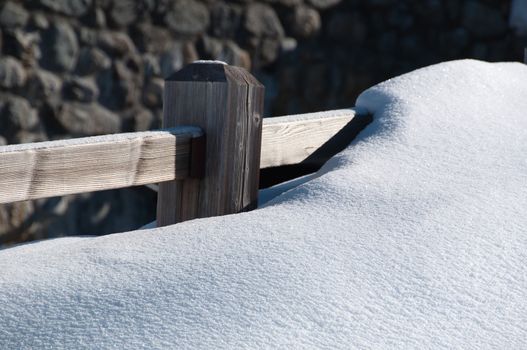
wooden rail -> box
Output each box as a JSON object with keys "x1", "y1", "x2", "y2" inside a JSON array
[
  {"x1": 157, "y1": 62, "x2": 265, "y2": 226},
  {"x1": 0, "y1": 127, "x2": 203, "y2": 204},
  {"x1": 260, "y1": 109, "x2": 358, "y2": 168},
  {"x1": 0, "y1": 109, "x2": 361, "y2": 204},
  {"x1": 0, "y1": 62, "x2": 369, "y2": 227}
]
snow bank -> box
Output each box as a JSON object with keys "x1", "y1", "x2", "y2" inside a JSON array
[{"x1": 2, "y1": 60, "x2": 527, "y2": 349}]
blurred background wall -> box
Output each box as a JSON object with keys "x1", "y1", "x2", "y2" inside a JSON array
[{"x1": 1, "y1": 0, "x2": 526, "y2": 243}]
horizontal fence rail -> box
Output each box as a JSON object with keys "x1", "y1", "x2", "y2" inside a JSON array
[
  {"x1": 0, "y1": 127, "x2": 203, "y2": 204},
  {"x1": 260, "y1": 109, "x2": 358, "y2": 168},
  {"x1": 0, "y1": 109, "x2": 361, "y2": 204}
]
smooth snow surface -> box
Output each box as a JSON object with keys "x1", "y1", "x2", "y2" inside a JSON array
[{"x1": 2, "y1": 60, "x2": 527, "y2": 349}]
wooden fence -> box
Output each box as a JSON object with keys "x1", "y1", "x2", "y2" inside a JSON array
[{"x1": 0, "y1": 62, "x2": 370, "y2": 228}]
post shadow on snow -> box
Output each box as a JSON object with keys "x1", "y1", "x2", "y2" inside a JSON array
[{"x1": 259, "y1": 113, "x2": 373, "y2": 189}]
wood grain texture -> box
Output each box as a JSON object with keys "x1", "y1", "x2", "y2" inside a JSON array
[
  {"x1": 0, "y1": 128, "x2": 202, "y2": 204},
  {"x1": 157, "y1": 62, "x2": 264, "y2": 226},
  {"x1": 260, "y1": 109, "x2": 358, "y2": 168}
]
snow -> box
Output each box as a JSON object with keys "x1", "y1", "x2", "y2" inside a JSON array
[
  {"x1": 1, "y1": 60, "x2": 527, "y2": 349},
  {"x1": 263, "y1": 108, "x2": 357, "y2": 124},
  {"x1": 509, "y1": 0, "x2": 527, "y2": 34},
  {"x1": 258, "y1": 173, "x2": 317, "y2": 207}
]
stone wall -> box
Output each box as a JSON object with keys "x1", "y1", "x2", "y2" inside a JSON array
[{"x1": 0, "y1": 0, "x2": 525, "y2": 243}]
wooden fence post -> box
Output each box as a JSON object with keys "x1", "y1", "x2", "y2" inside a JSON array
[{"x1": 157, "y1": 61, "x2": 265, "y2": 226}]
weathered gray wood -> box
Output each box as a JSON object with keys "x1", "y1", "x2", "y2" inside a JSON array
[
  {"x1": 146, "y1": 109, "x2": 369, "y2": 191},
  {"x1": 260, "y1": 109, "x2": 358, "y2": 168},
  {"x1": 0, "y1": 103, "x2": 359, "y2": 207},
  {"x1": 157, "y1": 62, "x2": 264, "y2": 226},
  {"x1": 0, "y1": 127, "x2": 202, "y2": 204}
]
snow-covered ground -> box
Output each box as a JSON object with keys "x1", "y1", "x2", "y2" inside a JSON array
[{"x1": 1, "y1": 60, "x2": 527, "y2": 349}]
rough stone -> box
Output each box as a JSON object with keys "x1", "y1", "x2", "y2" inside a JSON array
[
  {"x1": 32, "y1": 196, "x2": 77, "y2": 240},
  {"x1": 244, "y1": 3, "x2": 284, "y2": 66},
  {"x1": 210, "y1": 2, "x2": 243, "y2": 39},
  {"x1": 12, "y1": 130, "x2": 47, "y2": 144},
  {"x1": 288, "y1": 5, "x2": 321, "y2": 38},
  {"x1": 0, "y1": 201, "x2": 36, "y2": 244},
  {"x1": 183, "y1": 41, "x2": 199, "y2": 64},
  {"x1": 364, "y1": 0, "x2": 395, "y2": 6},
  {"x1": 260, "y1": 38, "x2": 282, "y2": 66},
  {"x1": 0, "y1": 56, "x2": 27, "y2": 89},
  {"x1": 471, "y1": 43, "x2": 488, "y2": 60},
  {"x1": 55, "y1": 102, "x2": 121, "y2": 136},
  {"x1": 159, "y1": 43, "x2": 184, "y2": 78},
  {"x1": 97, "y1": 31, "x2": 136, "y2": 57},
  {"x1": 130, "y1": 23, "x2": 172, "y2": 54},
  {"x1": 439, "y1": 28, "x2": 470, "y2": 57},
  {"x1": 0, "y1": 1, "x2": 29, "y2": 29},
  {"x1": 377, "y1": 31, "x2": 398, "y2": 53},
  {"x1": 445, "y1": 0, "x2": 461, "y2": 21},
  {"x1": 400, "y1": 35, "x2": 421, "y2": 58},
  {"x1": 164, "y1": 0, "x2": 210, "y2": 36},
  {"x1": 39, "y1": 21, "x2": 79, "y2": 72},
  {"x1": 30, "y1": 12, "x2": 49, "y2": 30},
  {"x1": 245, "y1": 3, "x2": 284, "y2": 38},
  {"x1": 142, "y1": 53, "x2": 161, "y2": 79},
  {"x1": 75, "y1": 47, "x2": 112, "y2": 76},
  {"x1": 388, "y1": 5, "x2": 414, "y2": 31},
  {"x1": 96, "y1": 61, "x2": 138, "y2": 110},
  {"x1": 138, "y1": 0, "x2": 156, "y2": 14},
  {"x1": 35, "y1": 0, "x2": 93, "y2": 17},
  {"x1": 123, "y1": 52, "x2": 142, "y2": 74},
  {"x1": 151, "y1": 109, "x2": 162, "y2": 129},
  {"x1": 509, "y1": 0, "x2": 527, "y2": 35},
  {"x1": 95, "y1": 8, "x2": 106, "y2": 28},
  {"x1": 81, "y1": 7, "x2": 106, "y2": 28},
  {"x1": 4, "y1": 30, "x2": 41, "y2": 66},
  {"x1": 463, "y1": 1, "x2": 508, "y2": 38},
  {"x1": 486, "y1": 38, "x2": 511, "y2": 62},
  {"x1": 134, "y1": 108, "x2": 154, "y2": 131},
  {"x1": 142, "y1": 78, "x2": 163, "y2": 108},
  {"x1": 217, "y1": 41, "x2": 251, "y2": 70},
  {"x1": 327, "y1": 12, "x2": 367, "y2": 45},
  {"x1": 108, "y1": 0, "x2": 137, "y2": 28},
  {"x1": 302, "y1": 63, "x2": 328, "y2": 109},
  {"x1": 73, "y1": 187, "x2": 156, "y2": 236},
  {"x1": 0, "y1": 94, "x2": 39, "y2": 132},
  {"x1": 306, "y1": 0, "x2": 341, "y2": 10},
  {"x1": 63, "y1": 76, "x2": 99, "y2": 102},
  {"x1": 24, "y1": 69, "x2": 62, "y2": 105},
  {"x1": 274, "y1": 0, "x2": 303, "y2": 6},
  {"x1": 77, "y1": 26, "x2": 98, "y2": 46},
  {"x1": 413, "y1": 0, "x2": 443, "y2": 26},
  {"x1": 196, "y1": 35, "x2": 224, "y2": 59},
  {"x1": 280, "y1": 37, "x2": 297, "y2": 52}
]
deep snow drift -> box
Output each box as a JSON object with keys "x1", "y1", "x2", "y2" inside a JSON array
[{"x1": 1, "y1": 60, "x2": 527, "y2": 349}]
